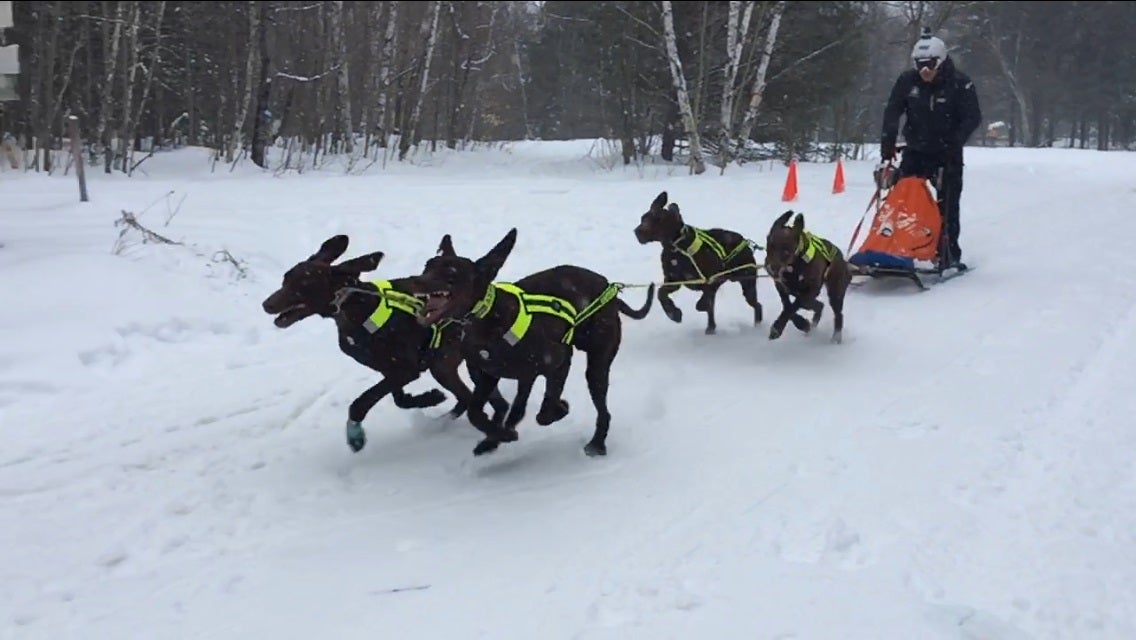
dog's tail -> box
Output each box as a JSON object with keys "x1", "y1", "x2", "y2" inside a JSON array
[{"x1": 617, "y1": 283, "x2": 655, "y2": 320}]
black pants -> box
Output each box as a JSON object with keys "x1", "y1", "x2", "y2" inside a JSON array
[{"x1": 897, "y1": 149, "x2": 963, "y2": 265}]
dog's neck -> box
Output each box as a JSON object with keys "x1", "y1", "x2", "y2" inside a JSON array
[
  {"x1": 462, "y1": 283, "x2": 521, "y2": 342},
  {"x1": 331, "y1": 278, "x2": 418, "y2": 328},
  {"x1": 794, "y1": 230, "x2": 834, "y2": 264},
  {"x1": 669, "y1": 224, "x2": 701, "y2": 253}
]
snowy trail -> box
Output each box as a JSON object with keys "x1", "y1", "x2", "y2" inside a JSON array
[{"x1": 3, "y1": 143, "x2": 1136, "y2": 640}]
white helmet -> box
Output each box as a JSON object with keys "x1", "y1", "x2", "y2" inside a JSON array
[{"x1": 911, "y1": 28, "x2": 948, "y2": 66}]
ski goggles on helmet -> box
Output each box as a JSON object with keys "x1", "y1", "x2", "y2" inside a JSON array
[{"x1": 914, "y1": 57, "x2": 941, "y2": 71}]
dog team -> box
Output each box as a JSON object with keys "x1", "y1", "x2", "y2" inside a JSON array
[{"x1": 261, "y1": 190, "x2": 852, "y2": 459}]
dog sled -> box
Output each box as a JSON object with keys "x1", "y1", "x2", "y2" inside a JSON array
[{"x1": 845, "y1": 148, "x2": 969, "y2": 290}]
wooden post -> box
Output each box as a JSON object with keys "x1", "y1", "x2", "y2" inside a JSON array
[{"x1": 68, "y1": 115, "x2": 89, "y2": 202}]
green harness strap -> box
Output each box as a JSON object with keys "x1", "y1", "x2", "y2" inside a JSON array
[
  {"x1": 796, "y1": 231, "x2": 838, "y2": 264},
  {"x1": 363, "y1": 280, "x2": 424, "y2": 332},
  {"x1": 673, "y1": 225, "x2": 756, "y2": 282},
  {"x1": 363, "y1": 280, "x2": 452, "y2": 349},
  {"x1": 469, "y1": 282, "x2": 622, "y2": 346}
]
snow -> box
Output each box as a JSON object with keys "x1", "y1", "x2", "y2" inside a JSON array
[{"x1": 2, "y1": 141, "x2": 1135, "y2": 640}]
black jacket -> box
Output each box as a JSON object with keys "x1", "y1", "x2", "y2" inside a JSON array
[{"x1": 881, "y1": 57, "x2": 982, "y2": 163}]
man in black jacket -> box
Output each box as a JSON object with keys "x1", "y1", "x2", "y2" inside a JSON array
[{"x1": 881, "y1": 29, "x2": 982, "y2": 271}]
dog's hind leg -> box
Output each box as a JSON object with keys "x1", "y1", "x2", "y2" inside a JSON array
[
  {"x1": 582, "y1": 347, "x2": 618, "y2": 457},
  {"x1": 826, "y1": 268, "x2": 851, "y2": 344},
  {"x1": 739, "y1": 276, "x2": 763, "y2": 325}
]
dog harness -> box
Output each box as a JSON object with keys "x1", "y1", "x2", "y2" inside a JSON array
[
  {"x1": 468, "y1": 282, "x2": 621, "y2": 346},
  {"x1": 362, "y1": 280, "x2": 451, "y2": 349},
  {"x1": 671, "y1": 225, "x2": 758, "y2": 283},
  {"x1": 796, "y1": 231, "x2": 839, "y2": 264}
]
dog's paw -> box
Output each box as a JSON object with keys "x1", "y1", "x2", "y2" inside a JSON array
[
  {"x1": 790, "y1": 314, "x2": 811, "y2": 333},
  {"x1": 584, "y1": 440, "x2": 607, "y2": 457},
  {"x1": 345, "y1": 420, "x2": 367, "y2": 453},
  {"x1": 420, "y1": 389, "x2": 447, "y2": 408},
  {"x1": 663, "y1": 306, "x2": 683, "y2": 323},
  {"x1": 536, "y1": 399, "x2": 570, "y2": 426},
  {"x1": 754, "y1": 304, "x2": 764, "y2": 325},
  {"x1": 704, "y1": 325, "x2": 717, "y2": 335},
  {"x1": 768, "y1": 325, "x2": 784, "y2": 341},
  {"x1": 473, "y1": 438, "x2": 500, "y2": 456},
  {"x1": 831, "y1": 330, "x2": 843, "y2": 345}
]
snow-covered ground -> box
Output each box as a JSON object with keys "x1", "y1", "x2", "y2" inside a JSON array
[{"x1": 2, "y1": 140, "x2": 1135, "y2": 640}]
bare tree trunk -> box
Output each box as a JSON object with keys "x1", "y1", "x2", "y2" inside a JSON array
[
  {"x1": 718, "y1": 0, "x2": 754, "y2": 170},
  {"x1": 117, "y1": 0, "x2": 142, "y2": 172},
  {"x1": 251, "y1": 2, "x2": 275, "y2": 168},
  {"x1": 512, "y1": 38, "x2": 532, "y2": 140},
  {"x1": 98, "y1": 0, "x2": 125, "y2": 173},
  {"x1": 661, "y1": 0, "x2": 705, "y2": 175},
  {"x1": 329, "y1": 0, "x2": 353, "y2": 154},
  {"x1": 126, "y1": 1, "x2": 166, "y2": 174},
  {"x1": 399, "y1": 0, "x2": 441, "y2": 161},
  {"x1": 229, "y1": 1, "x2": 260, "y2": 162},
  {"x1": 734, "y1": 0, "x2": 785, "y2": 160},
  {"x1": 375, "y1": 0, "x2": 399, "y2": 152}
]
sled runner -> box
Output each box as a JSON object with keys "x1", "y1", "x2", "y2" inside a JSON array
[{"x1": 845, "y1": 148, "x2": 969, "y2": 290}]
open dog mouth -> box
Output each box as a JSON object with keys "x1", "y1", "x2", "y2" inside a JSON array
[
  {"x1": 412, "y1": 290, "x2": 455, "y2": 326},
  {"x1": 273, "y1": 303, "x2": 312, "y2": 328}
]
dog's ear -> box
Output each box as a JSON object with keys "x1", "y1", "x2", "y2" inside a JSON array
[
  {"x1": 666, "y1": 203, "x2": 681, "y2": 216},
  {"x1": 437, "y1": 234, "x2": 456, "y2": 257},
  {"x1": 651, "y1": 191, "x2": 668, "y2": 210},
  {"x1": 475, "y1": 228, "x2": 517, "y2": 280},
  {"x1": 311, "y1": 235, "x2": 350, "y2": 264},
  {"x1": 792, "y1": 212, "x2": 805, "y2": 233},
  {"x1": 335, "y1": 251, "x2": 384, "y2": 275},
  {"x1": 772, "y1": 210, "x2": 794, "y2": 229}
]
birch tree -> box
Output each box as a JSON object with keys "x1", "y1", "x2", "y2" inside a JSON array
[
  {"x1": 96, "y1": 0, "x2": 125, "y2": 173},
  {"x1": 718, "y1": 0, "x2": 755, "y2": 170},
  {"x1": 660, "y1": 0, "x2": 705, "y2": 175},
  {"x1": 399, "y1": 0, "x2": 441, "y2": 161},
  {"x1": 374, "y1": 0, "x2": 399, "y2": 152},
  {"x1": 125, "y1": 1, "x2": 167, "y2": 174},
  {"x1": 734, "y1": 0, "x2": 785, "y2": 160},
  {"x1": 328, "y1": 0, "x2": 353, "y2": 154},
  {"x1": 227, "y1": 1, "x2": 259, "y2": 162}
]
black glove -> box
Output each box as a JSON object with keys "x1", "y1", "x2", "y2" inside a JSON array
[{"x1": 880, "y1": 143, "x2": 895, "y2": 162}]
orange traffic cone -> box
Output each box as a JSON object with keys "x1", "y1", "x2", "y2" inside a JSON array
[
  {"x1": 781, "y1": 158, "x2": 798, "y2": 202},
  {"x1": 832, "y1": 157, "x2": 846, "y2": 194}
]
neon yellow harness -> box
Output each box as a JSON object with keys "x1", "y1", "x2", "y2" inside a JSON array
[
  {"x1": 672, "y1": 226, "x2": 757, "y2": 283},
  {"x1": 796, "y1": 231, "x2": 838, "y2": 264},
  {"x1": 362, "y1": 280, "x2": 451, "y2": 348},
  {"x1": 468, "y1": 282, "x2": 621, "y2": 346}
]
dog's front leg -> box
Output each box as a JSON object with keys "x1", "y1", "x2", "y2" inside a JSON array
[
  {"x1": 504, "y1": 374, "x2": 537, "y2": 431},
  {"x1": 695, "y1": 283, "x2": 721, "y2": 335},
  {"x1": 468, "y1": 362, "x2": 511, "y2": 424},
  {"x1": 657, "y1": 283, "x2": 683, "y2": 324},
  {"x1": 536, "y1": 351, "x2": 573, "y2": 426},
  {"x1": 466, "y1": 373, "x2": 519, "y2": 456},
  {"x1": 769, "y1": 282, "x2": 805, "y2": 341},
  {"x1": 793, "y1": 280, "x2": 826, "y2": 335},
  {"x1": 427, "y1": 351, "x2": 504, "y2": 423},
  {"x1": 345, "y1": 373, "x2": 418, "y2": 453}
]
